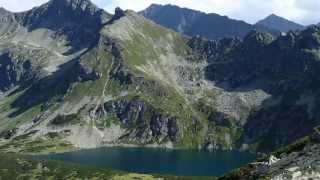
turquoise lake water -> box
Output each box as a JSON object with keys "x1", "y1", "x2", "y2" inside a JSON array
[{"x1": 32, "y1": 147, "x2": 257, "y2": 176}]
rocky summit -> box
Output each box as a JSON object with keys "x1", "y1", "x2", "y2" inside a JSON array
[
  {"x1": 0, "y1": 0, "x2": 319, "y2": 179},
  {"x1": 256, "y1": 14, "x2": 304, "y2": 33}
]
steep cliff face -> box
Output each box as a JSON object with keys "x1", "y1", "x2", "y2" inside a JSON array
[
  {"x1": 92, "y1": 96, "x2": 179, "y2": 144},
  {"x1": 0, "y1": 52, "x2": 38, "y2": 92}
]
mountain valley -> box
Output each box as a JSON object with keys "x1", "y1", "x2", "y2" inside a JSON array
[{"x1": 0, "y1": 0, "x2": 319, "y2": 179}]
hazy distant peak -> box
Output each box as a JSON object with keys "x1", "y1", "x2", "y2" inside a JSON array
[
  {"x1": 256, "y1": 14, "x2": 304, "y2": 32},
  {"x1": 0, "y1": 7, "x2": 12, "y2": 15},
  {"x1": 140, "y1": 4, "x2": 279, "y2": 39}
]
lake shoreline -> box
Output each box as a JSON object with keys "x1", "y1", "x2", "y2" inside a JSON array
[{"x1": 30, "y1": 146, "x2": 258, "y2": 177}]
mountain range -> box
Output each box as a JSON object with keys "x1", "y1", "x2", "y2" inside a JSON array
[
  {"x1": 140, "y1": 4, "x2": 283, "y2": 39},
  {"x1": 0, "y1": 0, "x2": 319, "y2": 179},
  {"x1": 140, "y1": 4, "x2": 306, "y2": 40}
]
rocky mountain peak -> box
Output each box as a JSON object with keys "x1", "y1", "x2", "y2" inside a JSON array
[
  {"x1": 0, "y1": 7, "x2": 15, "y2": 23},
  {"x1": 0, "y1": 7, "x2": 13, "y2": 17},
  {"x1": 0, "y1": 7, "x2": 9, "y2": 13},
  {"x1": 15, "y1": 0, "x2": 111, "y2": 30},
  {"x1": 114, "y1": 7, "x2": 125, "y2": 19},
  {"x1": 46, "y1": 0, "x2": 98, "y2": 13},
  {"x1": 143, "y1": 3, "x2": 162, "y2": 11},
  {"x1": 140, "y1": 4, "x2": 168, "y2": 18},
  {"x1": 256, "y1": 13, "x2": 304, "y2": 33},
  {"x1": 107, "y1": 7, "x2": 127, "y2": 24},
  {"x1": 149, "y1": 3, "x2": 162, "y2": 8},
  {"x1": 10, "y1": 0, "x2": 111, "y2": 53},
  {"x1": 268, "y1": 13, "x2": 279, "y2": 18}
]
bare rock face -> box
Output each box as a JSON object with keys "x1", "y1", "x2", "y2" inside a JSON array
[
  {"x1": 102, "y1": 36, "x2": 134, "y2": 85},
  {"x1": 203, "y1": 27, "x2": 320, "y2": 92},
  {"x1": 191, "y1": 27, "x2": 320, "y2": 151},
  {"x1": 109, "y1": 7, "x2": 126, "y2": 23},
  {"x1": 0, "y1": 53, "x2": 36, "y2": 92},
  {"x1": 9, "y1": 59, "x2": 100, "y2": 117},
  {"x1": 14, "y1": 0, "x2": 111, "y2": 52},
  {"x1": 0, "y1": 129, "x2": 17, "y2": 139},
  {"x1": 0, "y1": 7, "x2": 14, "y2": 23},
  {"x1": 93, "y1": 97, "x2": 179, "y2": 143}
]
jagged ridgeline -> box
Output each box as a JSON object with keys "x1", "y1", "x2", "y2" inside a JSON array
[{"x1": 0, "y1": 0, "x2": 319, "y2": 154}]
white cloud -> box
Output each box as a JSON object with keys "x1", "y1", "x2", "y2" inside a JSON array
[{"x1": 0, "y1": 0, "x2": 319, "y2": 25}]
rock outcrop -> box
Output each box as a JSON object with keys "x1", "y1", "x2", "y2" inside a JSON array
[
  {"x1": 195, "y1": 26, "x2": 320, "y2": 151},
  {"x1": 15, "y1": 0, "x2": 110, "y2": 51},
  {"x1": 93, "y1": 97, "x2": 179, "y2": 143},
  {"x1": 219, "y1": 128, "x2": 320, "y2": 179}
]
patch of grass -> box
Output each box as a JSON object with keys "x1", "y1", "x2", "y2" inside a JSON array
[
  {"x1": 4, "y1": 103, "x2": 43, "y2": 132},
  {"x1": 0, "y1": 153, "x2": 122, "y2": 179},
  {"x1": 315, "y1": 126, "x2": 320, "y2": 135},
  {"x1": 0, "y1": 133, "x2": 74, "y2": 154},
  {"x1": 50, "y1": 114, "x2": 80, "y2": 126},
  {"x1": 0, "y1": 91, "x2": 23, "y2": 114},
  {"x1": 121, "y1": 33, "x2": 159, "y2": 66},
  {"x1": 45, "y1": 132, "x2": 61, "y2": 139},
  {"x1": 119, "y1": 19, "x2": 193, "y2": 67},
  {"x1": 218, "y1": 164, "x2": 264, "y2": 180},
  {"x1": 64, "y1": 48, "x2": 114, "y2": 102},
  {"x1": 12, "y1": 130, "x2": 38, "y2": 141},
  {"x1": 105, "y1": 115, "x2": 121, "y2": 128}
]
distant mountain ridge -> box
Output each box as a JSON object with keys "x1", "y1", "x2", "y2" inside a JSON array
[
  {"x1": 256, "y1": 14, "x2": 304, "y2": 32},
  {"x1": 140, "y1": 4, "x2": 279, "y2": 40}
]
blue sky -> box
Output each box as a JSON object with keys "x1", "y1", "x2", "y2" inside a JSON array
[{"x1": 0, "y1": 0, "x2": 319, "y2": 25}]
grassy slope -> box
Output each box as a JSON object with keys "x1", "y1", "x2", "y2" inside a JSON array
[
  {"x1": 99, "y1": 11, "x2": 210, "y2": 148},
  {"x1": 0, "y1": 10, "x2": 233, "y2": 153}
]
